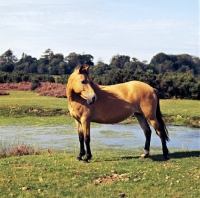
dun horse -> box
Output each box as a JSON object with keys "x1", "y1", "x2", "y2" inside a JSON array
[{"x1": 66, "y1": 65, "x2": 169, "y2": 162}]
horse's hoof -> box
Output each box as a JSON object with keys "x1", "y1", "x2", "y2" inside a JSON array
[
  {"x1": 76, "y1": 156, "x2": 82, "y2": 161},
  {"x1": 163, "y1": 156, "x2": 170, "y2": 161},
  {"x1": 83, "y1": 158, "x2": 89, "y2": 163},
  {"x1": 140, "y1": 153, "x2": 149, "y2": 159}
]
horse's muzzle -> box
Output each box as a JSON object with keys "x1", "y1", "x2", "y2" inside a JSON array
[{"x1": 87, "y1": 96, "x2": 97, "y2": 105}]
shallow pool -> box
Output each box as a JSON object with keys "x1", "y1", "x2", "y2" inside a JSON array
[{"x1": 0, "y1": 124, "x2": 199, "y2": 151}]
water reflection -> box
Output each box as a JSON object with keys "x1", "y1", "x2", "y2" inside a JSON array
[{"x1": 0, "y1": 124, "x2": 199, "y2": 150}]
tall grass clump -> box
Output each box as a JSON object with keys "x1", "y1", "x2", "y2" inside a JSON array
[{"x1": 0, "y1": 143, "x2": 40, "y2": 158}]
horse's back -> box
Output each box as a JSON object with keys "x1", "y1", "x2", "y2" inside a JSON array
[
  {"x1": 99, "y1": 81, "x2": 156, "y2": 102},
  {"x1": 91, "y1": 81, "x2": 158, "y2": 123}
]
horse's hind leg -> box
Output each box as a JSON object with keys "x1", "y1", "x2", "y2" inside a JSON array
[
  {"x1": 134, "y1": 113, "x2": 152, "y2": 158},
  {"x1": 149, "y1": 119, "x2": 169, "y2": 160},
  {"x1": 75, "y1": 120, "x2": 86, "y2": 161}
]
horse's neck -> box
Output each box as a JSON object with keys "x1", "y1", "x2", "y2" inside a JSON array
[
  {"x1": 93, "y1": 83, "x2": 111, "y2": 95},
  {"x1": 68, "y1": 90, "x2": 77, "y2": 103},
  {"x1": 93, "y1": 83, "x2": 103, "y2": 91},
  {"x1": 66, "y1": 84, "x2": 77, "y2": 106}
]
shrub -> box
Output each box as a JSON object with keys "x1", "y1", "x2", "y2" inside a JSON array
[
  {"x1": 30, "y1": 80, "x2": 41, "y2": 91},
  {"x1": 0, "y1": 90, "x2": 9, "y2": 95}
]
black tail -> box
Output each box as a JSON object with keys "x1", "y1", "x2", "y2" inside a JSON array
[{"x1": 154, "y1": 89, "x2": 170, "y2": 142}]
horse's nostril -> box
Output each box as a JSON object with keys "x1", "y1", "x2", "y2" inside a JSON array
[{"x1": 92, "y1": 96, "x2": 96, "y2": 103}]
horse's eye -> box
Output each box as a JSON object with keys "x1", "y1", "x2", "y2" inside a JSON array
[{"x1": 81, "y1": 80, "x2": 86, "y2": 84}]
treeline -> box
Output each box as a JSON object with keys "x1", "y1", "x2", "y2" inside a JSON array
[
  {"x1": 0, "y1": 49, "x2": 93, "y2": 75},
  {"x1": 0, "y1": 49, "x2": 200, "y2": 99}
]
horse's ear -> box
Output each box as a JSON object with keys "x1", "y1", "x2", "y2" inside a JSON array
[
  {"x1": 84, "y1": 64, "x2": 90, "y2": 72},
  {"x1": 78, "y1": 65, "x2": 83, "y2": 74},
  {"x1": 79, "y1": 64, "x2": 90, "y2": 74}
]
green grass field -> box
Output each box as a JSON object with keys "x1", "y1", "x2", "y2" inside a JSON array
[
  {"x1": 0, "y1": 150, "x2": 199, "y2": 198},
  {"x1": 160, "y1": 99, "x2": 200, "y2": 127},
  {"x1": 0, "y1": 91, "x2": 73, "y2": 126},
  {"x1": 0, "y1": 91, "x2": 68, "y2": 110},
  {"x1": 0, "y1": 91, "x2": 199, "y2": 197},
  {"x1": 161, "y1": 99, "x2": 200, "y2": 117}
]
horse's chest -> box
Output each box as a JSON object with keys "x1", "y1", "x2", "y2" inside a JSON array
[
  {"x1": 69, "y1": 102, "x2": 89, "y2": 121},
  {"x1": 69, "y1": 106, "x2": 80, "y2": 120}
]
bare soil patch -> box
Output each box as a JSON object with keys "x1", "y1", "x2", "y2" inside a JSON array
[{"x1": 93, "y1": 172, "x2": 130, "y2": 185}]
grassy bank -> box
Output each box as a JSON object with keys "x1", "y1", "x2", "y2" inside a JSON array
[
  {"x1": 0, "y1": 91, "x2": 72, "y2": 126},
  {"x1": 0, "y1": 91, "x2": 199, "y2": 127},
  {"x1": 160, "y1": 99, "x2": 200, "y2": 127},
  {"x1": 0, "y1": 149, "x2": 199, "y2": 198}
]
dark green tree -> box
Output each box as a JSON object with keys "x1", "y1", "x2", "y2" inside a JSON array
[
  {"x1": 15, "y1": 54, "x2": 38, "y2": 73},
  {"x1": 37, "y1": 49, "x2": 54, "y2": 74},
  {"x1": 150, "y1": 53, "x2": 171, "y2": 66},
  {"x1": 65, "y1": 52, "x2": 94, "y2": 73},
  {"x1": 90, "y1": 60, "x2": 110, "y2": 76},
  {"x1": 48, "y1": 53, "x2": 64, "y2": 75},
  {"x1": 41, "y1": 48, "x2": 54, "y2": 60},
  {"x1": 110, "y1": 54, "x2": 130, "y2": 68},
  {"x1": 0, "y1": 49, "x2": 18, "y2": 72}
]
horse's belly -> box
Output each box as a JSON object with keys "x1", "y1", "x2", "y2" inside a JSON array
[{"x1": 91, "y1": 108, "x2": 133, "y2": 124}]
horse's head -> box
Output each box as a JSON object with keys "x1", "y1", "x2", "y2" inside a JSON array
[{"x1": 67, "y1": 65, "x2": 97, "y2": 105}]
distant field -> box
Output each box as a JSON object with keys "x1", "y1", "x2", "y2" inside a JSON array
[
  {"x1": 160, "y1": 99, "x2": 200, "y2": 117},
  {"x1": 0, "y1": 91, "x2": 71, "y2": 126},
  {"x1": 160, "y1": 99, "x2": 200, "y2": 127},
  {"x1": 0, "y1": 91, "x2": 199, "y2": 127},
  {"x1": 0, "y1": 91, "x2": 68, "y2": 110}
]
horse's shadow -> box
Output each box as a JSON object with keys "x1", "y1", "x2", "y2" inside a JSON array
[
  {"x1": 121, "y1": 150, "x2": 200, "y2": 162},
  {"x1": 92, "y1": 151, "x2": 199, "y2": 163}
]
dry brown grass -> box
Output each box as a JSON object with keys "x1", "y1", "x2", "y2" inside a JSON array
[
  {"x1": 34, "y1": 82, "x2": 66, "y2": 98},
  {"x1": 0, "y1": 82, "x2": 66, "y2": 98},
  {"x1": 0, "y1": 143, "x2": 55, "y2": 158},
  {"x1": 0, "y1": 143, "x2": 40, "y2": 158}
]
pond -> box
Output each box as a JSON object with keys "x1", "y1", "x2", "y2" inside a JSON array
[{"x1": 0, "y1": 124, "x2": 199, "y2": 151}]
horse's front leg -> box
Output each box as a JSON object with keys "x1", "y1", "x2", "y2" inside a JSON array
[
  {"x1": 82, "y1": 120, "x2": 92, "y2": 163},
  {"x1": 75, "y1": 120, "x2": 86, "y2": 161}
]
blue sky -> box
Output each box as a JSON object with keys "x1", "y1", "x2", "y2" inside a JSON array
[{"x1": 0, "y1": 0, "x2": 199, "y2": 64}]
